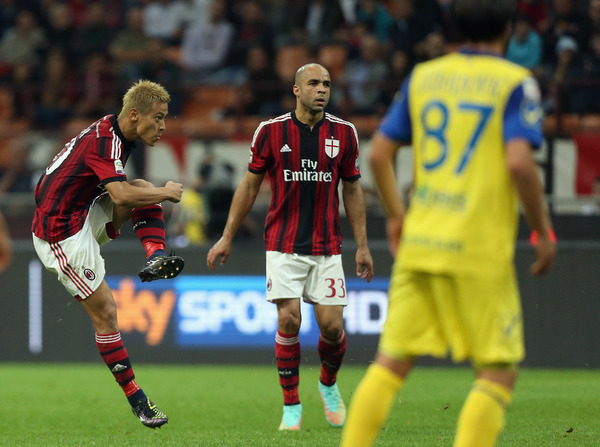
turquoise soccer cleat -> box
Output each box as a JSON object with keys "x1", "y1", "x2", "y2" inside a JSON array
[
  {"x1": 278, "y1": 403, "x2": 302, "y2": 431},
  {"x1": 318, "y1": 381, "x2": 346, "y2": 427}
]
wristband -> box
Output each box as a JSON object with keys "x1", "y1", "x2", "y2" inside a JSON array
[{"x1": 529, "y1": 228, "x2": 557, "y2": 245}]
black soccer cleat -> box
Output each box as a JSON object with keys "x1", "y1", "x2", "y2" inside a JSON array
[
  {"x1": 138, "y1": 253, "x2": 184, "y2": 282},
  {"x1": 131, "y1": 397, "x2": 169, "y2": 429}
]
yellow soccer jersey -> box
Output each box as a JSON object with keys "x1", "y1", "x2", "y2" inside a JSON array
[{"x1": 378, "y1": 49, "x2": 543, "y2": 277}]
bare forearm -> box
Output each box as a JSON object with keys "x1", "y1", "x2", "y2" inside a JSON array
[
  {"x1": 369, "y1": 132, "x2": 406, "y2": 219},
  {"x1": 112, "y1": 185, "x2": 172, "y2": 208},
  {"x1": 512, "y1": 167, "x2": 551, "y2": 235},
  {"x1": 221, "y1": 177, "x2": 260, "y2": 241},
  {"x1": 343, "y1": 183, "x2": 369, "y2": 248},
  {"x1": 507, "y1": 140, "x2": 552, "y2": 235}
]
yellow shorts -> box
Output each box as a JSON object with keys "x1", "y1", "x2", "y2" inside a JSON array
[{"x1": 378, "y1": 268, "x2": 524, "y2": 366}]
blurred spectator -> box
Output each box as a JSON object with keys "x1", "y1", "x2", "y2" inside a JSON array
[
  {"x1": 0, "y1": 0, "x2": 19, "y2": 40},
  {"x1": 196, "y1": 148, "x2": 236, "y2": 239},
  {"x1": 0, "y1": 10, "x2": 47, "y2": 70},
  {"x1": 518, "y1": 0, "x2": 548, "y2": 33},
  {"x1": 339, "y1": 0, "x2": 358, "y2": 26},
  {"x1": 333, "y1": 33, "x2": 389, "y2": 116},
  {"x1": 0, "y1": 137, "x2": 32, "y2": 194},
  {"x1": 8, "y1": 62, "x2": 36, "y2": 121},
  {"x1": 506, "y1": 14, "x2": 543, "y2": 72},
  {"x1": 185, "y1": 0, "x2": 214, "y2": 26},
  {"x1": 43, "y1": 2, "x2": 76, "y2": 60},
  {"x1": 262, "y1": 0, "x2": 288, "y2": 39},
  {"x1": 544, "y1": 35, "x2": 586, "y2": 113},
  {"x1": 145, "y1": 38, "x2": 184, "y2": 114},
  {"x1": 75, "y1": 51, "x2": 118, "y2": 119},
  {"x1": 68, "y1": 0, "x2": 92, "y2": 28},
  {"x1": 168, "y1": 186, "x2": 207, "y2": 247},
  {"x1": 277, "y1": 0, "x2": 347, "y2": 49},
  {"x1": 584, "y1": 32, "x2": 600, "y2": 76},
  {"x1": 32, "y1": 50, "x2": 79, "y2": 129},
  {"x1": 387, "y1": 48, "x2": 411, "y2": 85},
  {"x1": 577, "y1": 32, "x2": 600, "y2": 113},
  {"x1": 71, "y1": 3, "x2": 114, "y2": 63},
  {"x1": 355, "y1": 0, "x2": 393, "y2": 43},
  {"x1": 386, "y1": 0, "x2": 436, "y2": 59},
  {"x1": 109, "y1": 7, "x2": 157, "y2": 83},
  {"x1": 225, "y1": 45, "x2": 284, "y2": 117},
  {"x1": 552, "y1": 35, "x2": 583, "y2": 83},
  {"x1": 418, "y1": 30, "x2": 447, "y2": 62},
  {"x1": 543, "y1": 0, "x2": 590, "y2": 65},
  {"x1": 228, "y1": 0, "x2": 274, "y2": 71},
  {"x1": 180, "y1": 0, "x2": 239, "y2": 84},
  {"x1": 142, "y1": 0, "x2": 189, "y2": 46},
  {"x1": 587, "y1": 0, "x2": 600, "y2": 41}
]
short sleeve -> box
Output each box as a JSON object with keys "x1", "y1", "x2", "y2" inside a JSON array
[
  {"x1": 378, "y1": 72, "x2": 412, "y2": 143},
  {"x1": 340, "y1": 124, "x2": 361, "y2": 180},
  {"x1": 503, "y1": 76, "x2": 543, "y2": 148},
  {"x1": 86, "y1": 137, "x2": 128, "y2": 184},
  {"x1": 248, "y1": 122, "x2": 270, "y2": 174}
]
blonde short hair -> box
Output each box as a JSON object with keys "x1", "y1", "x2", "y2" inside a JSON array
[{"x1": 120, "y1": 79, "x2": 170, "y2": 116}]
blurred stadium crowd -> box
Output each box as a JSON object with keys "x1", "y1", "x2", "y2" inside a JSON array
[{"x1": 0, "y1": 0, "x2": 599, "y2": 197}]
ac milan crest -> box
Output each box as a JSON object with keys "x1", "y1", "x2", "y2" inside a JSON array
[
  {"x1": 324, "y1": 138, "x2": 339, "y2": 158},
  {"x1": 84, "y1": 268, "x2": 96, "y2": 281}
]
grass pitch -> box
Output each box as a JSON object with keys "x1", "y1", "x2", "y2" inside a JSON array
[{"x1": 0, "y1": 363, "x2": 597, "y2": 446}]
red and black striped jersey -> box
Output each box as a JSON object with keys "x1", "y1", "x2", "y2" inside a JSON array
[
  {"x1": 32, "y1": 115, "x2": 133, "y2": 242},
  {"x1": 248, "y1": 111, "x2": 361, "y2": 255}
]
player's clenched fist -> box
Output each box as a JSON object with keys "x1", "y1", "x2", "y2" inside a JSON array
[{"x1": 164, "y1": 181, "x2": 183, "y2": 202}]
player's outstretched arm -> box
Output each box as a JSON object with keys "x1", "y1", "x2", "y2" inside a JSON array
[
  {"x1": 506, "y1": 138, "x2": 556, "y2": 275},
  {"x1": 105, "y1": 180, "x2": 183, "y2": 208},
  {"x1": 207, "y1": 170, "x2": 264, "y2": 271}
]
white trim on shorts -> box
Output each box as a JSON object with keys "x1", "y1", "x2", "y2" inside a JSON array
[{"x1": 265, "y1": 251, "x2": 347, "y2": 306}]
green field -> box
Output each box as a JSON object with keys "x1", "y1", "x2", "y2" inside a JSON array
[{"x1": 0, "y1": 363, "x2": 597, "y2": 446}]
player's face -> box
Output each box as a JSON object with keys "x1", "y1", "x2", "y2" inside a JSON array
[
  {"x1": 138, "y1": 102, "x2": 168, "y2": 146},
  {"x1": 295, "y1": 67, "x2": 331, "y2": 114}
]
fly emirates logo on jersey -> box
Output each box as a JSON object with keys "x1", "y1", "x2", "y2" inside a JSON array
[{"x1": 283, "y1": 158, "x2": 333, "y2": 182}]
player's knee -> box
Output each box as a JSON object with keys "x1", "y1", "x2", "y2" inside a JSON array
[
  {"x1": 318, "y1": 321, "x2": 344, "y2": 341},
  {"x1": 278, "y1": 312, "x2": 301, "y2": 333}
]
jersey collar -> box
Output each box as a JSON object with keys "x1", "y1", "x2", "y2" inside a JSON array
[
  {"x1": 109, "y1": 114, "x2": 135, "y2": 150},
  {"x1": 291, "y1": 110, "x2": 325, "y2": 133}
]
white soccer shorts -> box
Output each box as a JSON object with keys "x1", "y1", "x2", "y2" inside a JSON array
[
  {"x1": 265, "y1": 251, "x2": 348, "y2": 306},
  {"x1": 32, "y1": 194, "x2": 115, "y2": 300}
]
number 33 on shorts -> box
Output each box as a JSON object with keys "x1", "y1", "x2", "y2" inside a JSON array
[{"x1": 325, "y1": 278, "x2": 346, "y2": 298}]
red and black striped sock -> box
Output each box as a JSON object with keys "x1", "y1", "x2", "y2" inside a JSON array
[
  {"x1": 132, "y1": 204, "x2": 166, "y2": 259},
  {"x1": 318, "y1": 330, "x2": 346, "y2": 386},
  {"x1": 275, "y1": 330, "x2": 301, "y2": 405},
  {"x1": 95, "y1": 332, "x2": 145, "y2": 406}
]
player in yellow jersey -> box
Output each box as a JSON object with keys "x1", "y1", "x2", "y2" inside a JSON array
[{"x1": 340, "y1": 0, "x2": 556, "y2": 446}]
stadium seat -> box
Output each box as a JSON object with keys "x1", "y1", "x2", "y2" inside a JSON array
[
  {"x1": 318, "y1": 44, "x2": 348, "y2": 79},
  {"x1": 183, "y1": 85, "x2": 236, "y2": 120},
  {"x1": 581, "y1": 114, "x2": 600, "y2": 131},
  {"x1": 544, "y1": 113, "x2": 581, "y2": 136},
  {"x1": 276, "y1": 45, "x2": 311, "y2": 83}
]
